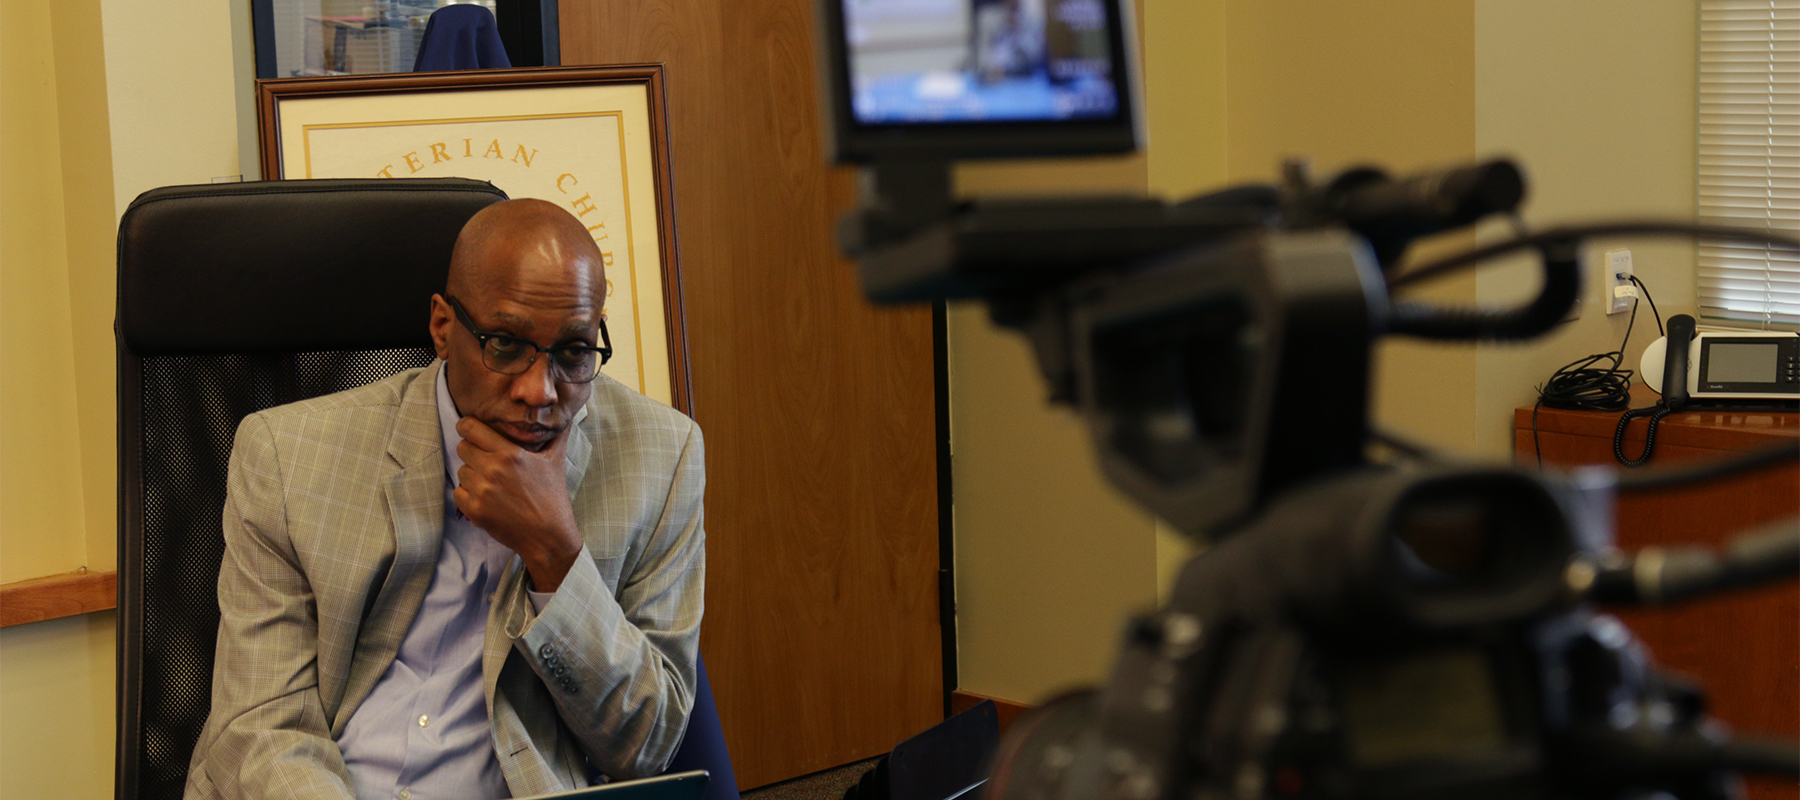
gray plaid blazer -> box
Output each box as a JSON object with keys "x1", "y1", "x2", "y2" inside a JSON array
[{"x1": 183, "y1": 360, "x2": 705, "y2": 800}]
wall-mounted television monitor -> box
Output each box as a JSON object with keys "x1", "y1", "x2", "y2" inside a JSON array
[{"x1": 817, "y1": 0, "x2": 1143, "y2": 163}]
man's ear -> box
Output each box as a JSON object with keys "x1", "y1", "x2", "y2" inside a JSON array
[{"x1": 429, "y1": 293, "x2": 453, "y2": 359}]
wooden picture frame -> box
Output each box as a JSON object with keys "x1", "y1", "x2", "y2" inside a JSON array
[{"x1": 256, "y1": 65, "x2": 691, "y2": 414}]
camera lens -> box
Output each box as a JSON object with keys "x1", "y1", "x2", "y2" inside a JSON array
[{"x1": 985, "y1": 691, "x2": 1100, "y2": 800}]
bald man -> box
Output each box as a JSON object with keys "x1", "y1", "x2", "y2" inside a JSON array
[{"x1": 184, "y1": 200, "x2": 705, "y2": 800}]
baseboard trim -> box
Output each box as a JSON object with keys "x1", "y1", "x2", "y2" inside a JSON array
[{"x1": 950, "y1": 690, "x2": 1033, "y2": 737}]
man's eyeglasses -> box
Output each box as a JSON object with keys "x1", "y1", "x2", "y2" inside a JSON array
[{"x1": 445, "y1": 295, "x2": 612, "y2": 384}]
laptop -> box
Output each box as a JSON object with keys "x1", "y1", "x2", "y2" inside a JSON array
[{"x1": 525, "y1": 770, "x2": 709, "y2": 800}]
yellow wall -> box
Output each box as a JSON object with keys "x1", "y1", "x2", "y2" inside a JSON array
[
  {"x1": 1, "y1": 0, "x2": 92, "y2": 584},
  {"x1": 945, "y1": 305, "x2": 1160, "y2": 703},
  {"x1": 1141, "y1": 0, "x2": 1225, "y2": 600},
  {"x1": 1, "y1": 0, "x2": 244, "y2": 796},
  {"x1": 947, "y1": 0, "x2": 1164, "y2": 706},
  {"x1": 1223, "y1": 0, "x2": 1481, "y2": 461},
  {"x1": 1, "y1": 0, "x2": 119, "y2": 795}
]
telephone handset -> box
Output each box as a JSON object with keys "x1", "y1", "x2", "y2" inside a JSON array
[
  {"x1": 1616, "y1": 313, "x2": 1697, "y2": 466},
  {"x1": 1659, "y1": 314, "x2": 1697, "y2": 410}
]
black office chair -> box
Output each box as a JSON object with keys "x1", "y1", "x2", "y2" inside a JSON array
[
  {"x1": 115, "y1": 178, "x2": 506, "y2": 800},
  {"x1": 115, "y1": 178, "x2": 736, "y2": 800}
]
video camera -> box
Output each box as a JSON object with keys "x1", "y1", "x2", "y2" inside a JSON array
[{"x1": 813, "y1": 2, "x2": 1800, "y2": 800}]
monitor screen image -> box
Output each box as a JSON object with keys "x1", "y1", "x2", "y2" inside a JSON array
[{"x1": 841, "y1": 0, "x2": 1121, "y2": 125}]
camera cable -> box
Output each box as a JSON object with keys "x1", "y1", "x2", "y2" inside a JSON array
[
  {"x1": 1581, "y1": 514, "x2": 1799, "y2": 606},
  {"x1": 1379, "y1": 220, "x2": 1793, "y2": 470},
  {"x1": 1387, "y1": 221, "x2": 1800, "y2": 290},
  {"x1": 1368, "y1": 427, "x2": 1439, "y2": 463}
]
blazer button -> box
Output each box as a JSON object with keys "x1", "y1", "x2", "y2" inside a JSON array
[{"x1": 539, "y1": 643, "x2": 555, "y2": 659}]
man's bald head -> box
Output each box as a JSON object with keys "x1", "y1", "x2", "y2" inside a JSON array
[
  {"x1": 447, "y1": 198, "x2": 604, "y2": 303},
  {"x1": 431, "y1": 198, "x2": 608, "y2": 451}
]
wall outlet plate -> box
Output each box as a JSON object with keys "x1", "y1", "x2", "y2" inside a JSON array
[{"x1": 1606, "y1": 249, "x2": 1634, "y2": 315}]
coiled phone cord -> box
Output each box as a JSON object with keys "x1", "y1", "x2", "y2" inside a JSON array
[
  {"x1": 1614, "y1": 405, "x2": 1673, "y2": 467},
  {"x1": 1612, "y1": 275, "x2": 1671, "y2": 468}
]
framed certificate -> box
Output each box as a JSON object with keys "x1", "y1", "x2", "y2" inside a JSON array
[{"x1": 256, "y1": 65, "x2": 690, "y2": 413}]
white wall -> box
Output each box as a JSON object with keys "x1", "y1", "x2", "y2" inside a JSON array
[
  {"x1": 1473, "y1": 0, "x2": 1698, "y2": 458},
  {"x1": 101, "y1": 0, "x2": 245, "y2": 213}
]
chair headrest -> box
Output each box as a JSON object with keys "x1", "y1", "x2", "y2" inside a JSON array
[{"x1": 117, "y1": 178, "x2": 508, "y2": 356}]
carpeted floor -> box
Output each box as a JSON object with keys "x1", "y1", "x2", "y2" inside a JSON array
[{"x1": 740, "y1": 757, "x2": 881, "y2": 800}]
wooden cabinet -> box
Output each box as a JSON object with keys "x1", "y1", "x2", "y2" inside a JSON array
[{"x1": 1516, "y1": 387, "x2": 1798, "y2": 800}]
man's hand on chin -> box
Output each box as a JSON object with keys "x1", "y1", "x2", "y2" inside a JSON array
[{"x1": 453, "y1": 416, "x2": 583, "y2": 592}]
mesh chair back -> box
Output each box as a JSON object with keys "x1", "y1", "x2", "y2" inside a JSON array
[{"x1": 116, "y1": 179, "x2": 507, "y2": 800}]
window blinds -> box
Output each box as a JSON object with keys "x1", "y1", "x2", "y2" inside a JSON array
[{"x1": 1697, "y1": 0, "x2": 1800, "y2": 327}]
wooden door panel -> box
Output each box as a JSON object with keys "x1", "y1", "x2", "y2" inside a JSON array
[{"x1": 561, "y1": 1, "x2": 945, "y2": 789}]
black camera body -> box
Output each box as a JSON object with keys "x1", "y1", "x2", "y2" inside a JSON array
[
  {"x1": 811, "y1": 3, "x2": 1798, "y2": 800},
  {"x1": 834, "y1": 152, "x2": 1792, "y2": 800},
  {"x1": 1072, "y1": 229, "x2": 1382, "y2": 536},
  {"x1": 986, "y1": 466, "x2": 1748, "y2": 800}
]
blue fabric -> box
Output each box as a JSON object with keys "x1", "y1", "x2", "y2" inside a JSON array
[
  {"x1": 337, "y1": 365, "x2": 513, "y2": 800},
  {"x1": 413, "y1": 4, "x2": 512, "y2": 72},
  {"x1": 666, "y1": 655, "x2": 740, "y2": 800}
]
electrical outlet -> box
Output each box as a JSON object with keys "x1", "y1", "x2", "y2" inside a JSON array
[{"x1": 1606, "y1": 249, "x2": 1634, "y2": 315}]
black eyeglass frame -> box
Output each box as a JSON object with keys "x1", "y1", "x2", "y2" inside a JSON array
[{"x1": 444, "y1": 294, "x2": 613, "y2": 383}]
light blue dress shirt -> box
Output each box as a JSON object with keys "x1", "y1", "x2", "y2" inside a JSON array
[{"x1": 337, "y1": 364, "x2": 553, "y2": 800}]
